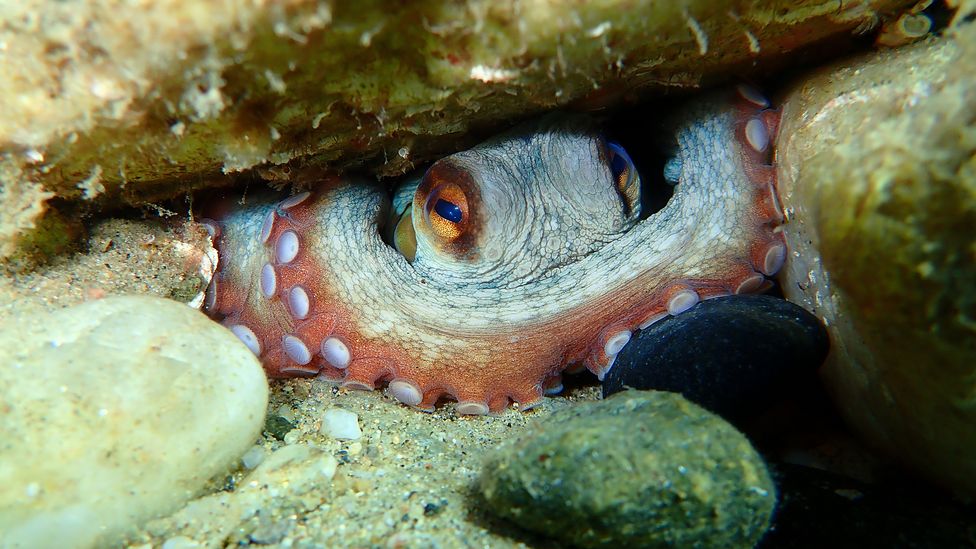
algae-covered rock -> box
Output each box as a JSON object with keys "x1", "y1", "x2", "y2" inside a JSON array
[
  {"x1": 0, "y1": 296, "x2": 269, "y2": 548},
  {"x1": 0, "y1": 0, "x2": 915, "y2": 259},
  {"x1": 776, "y1": 21, "x2": 976, "y2": 497},
  {"x1": 478, "y1": 391, "x2": 775, "y2": 548}
]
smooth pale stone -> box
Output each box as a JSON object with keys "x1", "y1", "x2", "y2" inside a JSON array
[
  {"x1": 320, "y1": 408, "x2": 362, "y2": 440},
  {"x1": 0, "y1": 296, "x2": 269, "y2": 548}
]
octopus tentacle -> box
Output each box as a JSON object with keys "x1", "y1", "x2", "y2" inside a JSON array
[{"x1": 204, "y1": 86, "x2": 785, "y2": 414}]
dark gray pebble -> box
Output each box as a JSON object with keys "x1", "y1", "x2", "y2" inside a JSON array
[
  {"x1": 603, "y1": 295, "x2": 828, "y2": 423},
  {"x1": 264, "y1": 415, "x2": 295, "y2": 440},
  {"x1": 479, "y1": 391, "x2": 776, "y2": 549}
]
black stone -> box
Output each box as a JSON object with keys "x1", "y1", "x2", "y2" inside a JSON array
[
  {"x1": 602, "y1": 295, "x2": 828, "y2": 423},
  {"x1": 423, "y1": 499, "x2": 448, "y2": 516}
]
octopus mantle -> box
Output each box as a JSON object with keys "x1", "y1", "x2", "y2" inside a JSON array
[{"x1": 203, "y1": 86, "x2": 785, "y2": 415}]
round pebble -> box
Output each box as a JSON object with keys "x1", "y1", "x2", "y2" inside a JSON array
[
  {"x1": 0, "y1": 296, "x2": 269, "y2": 548},
  {"x1": 162, "y1": 536, "x2": 203, "y2": 549},
  {"x1": 264, "y1": 415, "x2": 295, "y2": 441},
  {"x1": 479, "y1": 391, "x2": 776, "y2": 548},
  {"x1": 603, "y1": 295, "x2": 828, "y2": 423},
  {"x1": 320, "y1": 408, "x2": 362, "y2": 440},
  {"x1": 241, "y1": 446, "x2": 267, "y2": 470}
]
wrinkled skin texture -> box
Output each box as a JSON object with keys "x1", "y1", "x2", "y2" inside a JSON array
[{"x1": 205, "y1": 87, "x2": 785, "y2": 414}]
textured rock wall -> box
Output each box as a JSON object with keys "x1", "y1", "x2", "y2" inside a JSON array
[
  {"x1": 777, "y1": 10, "x2": 976, "y2": 497},
  {"x1": 0, "y1": 0, "x2": 914, "y2": 260}
]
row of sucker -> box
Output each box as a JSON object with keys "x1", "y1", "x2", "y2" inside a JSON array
[
  {"x1": 223, "y1": 191, "x2": 502, "y2": 414},
  {"x1": 585, "y1": 84, "x2": 788, "y2": 383},
  {"x1": 223, "y1": 192, "x2": 355, "y2": 380}
]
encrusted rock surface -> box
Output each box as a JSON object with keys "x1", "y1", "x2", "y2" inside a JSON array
[
  {"x1": 479, "y1": 391, "x2": 776, "y2": 548},
  {"x1": 776, "y1": 20, "x2": 976, "y2": 497},
  {"x1": 0, "y1": 0, "x2": 915, "y2": 259},
  {"x1": 0, "y1": 296, "x2": 269, "y2": 548}
]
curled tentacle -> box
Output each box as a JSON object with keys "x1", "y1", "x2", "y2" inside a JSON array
[{"x1": 204, "y1": 86, "x2": 786, "y2": 414}]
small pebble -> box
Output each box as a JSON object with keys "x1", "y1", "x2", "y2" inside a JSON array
[
  {"x1": 246, "y1": 515, "x2": 292, "y2": 545},
  {"x1": 275, "y1": 404, "x2": 297, "y2": 422},
  {"x1": 246, "y1": 444, "x2": 337, "y2": 484},
  {"x1": 283, "y1": 429, "x2": 302, "y2": 445},
  {"x1": 264, "y1": 415, "x2": 296, "y2": 440},
  {"x1": 162, "y1": 536, "x2": 203, "y2": 549},
  {"x1": 241, "y1": 446, "x2": 267, "y2": 470},
  {"x1": 317, "y1": 455, "x2": 339, "y2": 480},
  {"x1": 423, "y1": 500, "x2": 447, "y2": 516},
  {"x1": 479, "y1": 391, "x2": 775, "y2": 548},
  {"x1": 603, "y1": 295, "x2": 828, "y2": 423},
  {"x1": 320, "y1": 408, "x2": 363, "y2": 440}
]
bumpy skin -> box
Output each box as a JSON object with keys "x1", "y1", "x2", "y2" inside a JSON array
[{"x1": 205, "y1": 86, "x2": 785, "y2": 414}]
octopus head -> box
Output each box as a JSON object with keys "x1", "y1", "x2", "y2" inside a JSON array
[{"x1": 396, "y1": 116, "x2": 643, "y2": 281}]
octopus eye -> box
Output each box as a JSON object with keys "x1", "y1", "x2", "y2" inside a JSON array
[
  {"x1": 605, "y1": 140, "x2": 640, "y2": 216},
  {"x1": 606, "y1": 141, "x2": 636, "y2": 193},
  {"x1": 424, "y1": 182, "x2": 469, "y2": 241},
  {"x1": 434, "y1": 198, "x2": 463, "y2": 223}
]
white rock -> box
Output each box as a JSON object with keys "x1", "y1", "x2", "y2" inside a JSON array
[
  {"x1": 320, "y1": 408, "x2": 363, "y2": 440},
  {"x1": 283, "y1": 428, "x2": 301, "y2": 445},
  {"x1": 251, "y1": 443, "x2": 338, "y2": 483},
  {"x1": 241, "y1": 445, "x2": 267, "y2": 470},
  {"x1": 0, "y1": 296, "x2": 269, "y2": 548},
  {"x1": 161, "y1": 536, "x2": 203, "y2": 549}
]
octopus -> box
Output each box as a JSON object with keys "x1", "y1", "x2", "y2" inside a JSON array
[{"x1": 201, "y1": 85, "x2": 785, "y2": 415}]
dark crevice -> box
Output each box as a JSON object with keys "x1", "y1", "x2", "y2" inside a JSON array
[{"x1": 603, "y1": 105, "x2": 682, "y2": 222}]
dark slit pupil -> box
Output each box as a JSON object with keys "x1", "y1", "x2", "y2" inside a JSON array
[
  {"x1": 609, "y1": 151, "x2": 629, "y2": 184},
  {"x1": 434, "y1": 198, "x2": 463, "y2": 223}
]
